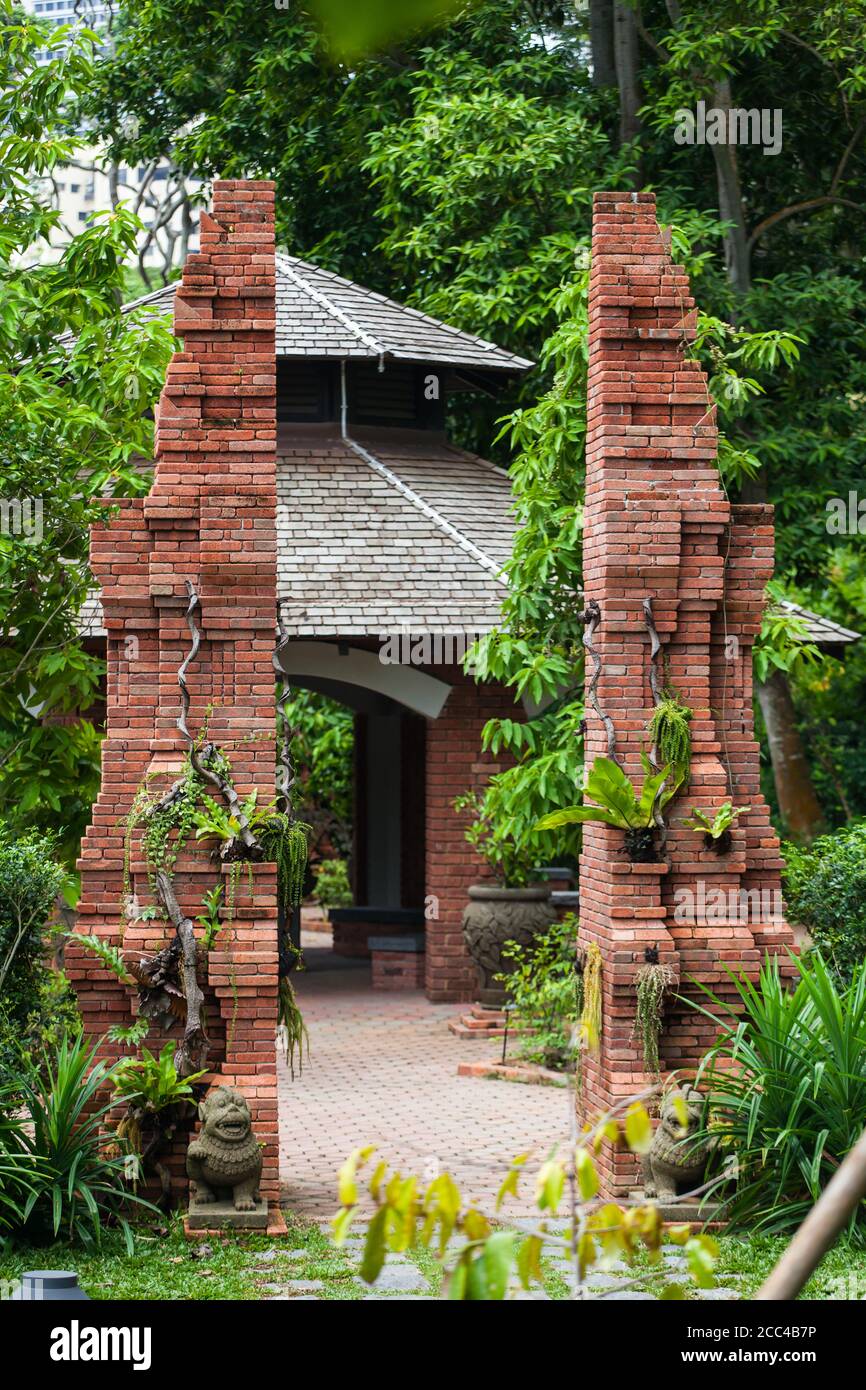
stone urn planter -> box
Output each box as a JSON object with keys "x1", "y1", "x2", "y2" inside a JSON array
[{"x1": 461, "y1": 884, "x2": 556, "y2": 1006}]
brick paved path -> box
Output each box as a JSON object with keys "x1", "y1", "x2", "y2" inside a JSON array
[{"x1": 278, "y1": 948, "x2": 570, "y2": 1220}]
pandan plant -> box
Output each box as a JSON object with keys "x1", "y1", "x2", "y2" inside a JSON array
[
  {"x1": 683, "y1": 802, "x2": 750, "y2": 855},
  {"x1": 537, "y1": 755, "x2": 684, "y2": 863}
]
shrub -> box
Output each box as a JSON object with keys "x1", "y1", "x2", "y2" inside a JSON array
[
  {"x1": 0, "y1": 1032, "x2": 155, "y2": 1250},
  {"x1": 312, "y1": 857, "x2": 353, "y2": 909},
  {"x1": 0, "y1": 823, "x2": 68, "y2": 1069},
  {"x1": 782, "y1": 821, "x2": 866, "y2": 983},
  {"x1": 497, "y1": 915, "x2": 579, "y2": 1070},
  {"x1": 691, "y1": 952, "x2": 866, "y2": 1239}
]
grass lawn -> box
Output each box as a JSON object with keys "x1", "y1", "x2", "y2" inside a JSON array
[{"x1": 0, "y1": 1219, "x2": 860, "y2": 1300}]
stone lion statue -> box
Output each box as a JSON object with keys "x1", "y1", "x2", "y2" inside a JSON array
[
  {"x1": 641, "y1": 1083, "x2": 712, "y2": 1201},
  {"x1": 186, "y1": 1086, "x2": 262, "y2": 1212}
]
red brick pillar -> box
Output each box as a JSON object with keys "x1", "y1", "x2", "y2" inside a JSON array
[
  {"x1": 580, "y1": 191, "x2": 794, "y2": 1193},
  {"x1": 72, "y1": 180, "x2": 280, "y2": 1208},
  {"x1": 425, "y1": 669, "x2": 518, "y2": 1002}
]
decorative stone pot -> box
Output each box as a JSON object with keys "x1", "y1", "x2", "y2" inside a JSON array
[{"x1": 461, "y1": 884, "x2": 556, "y2": 1007}]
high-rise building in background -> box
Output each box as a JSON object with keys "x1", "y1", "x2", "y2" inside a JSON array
[{"x1": 22, "y1": 0, "x2": 201, "y2": 285}]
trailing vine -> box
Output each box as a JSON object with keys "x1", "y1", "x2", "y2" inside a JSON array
[
  {"x1": 632, "y1": 959, "x2": 676, "y2": 1075},
  {"x1": 259, "y1": 813, "x2": 312, "y2": 915},
  {"x1": 278, "y1": 976, "x2": 310, "y2": 1080},
  {"x1": 647, "y1": 692, "x2": 693, "y2": 786}
]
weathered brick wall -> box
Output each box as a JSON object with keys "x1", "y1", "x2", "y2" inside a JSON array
[
  {"x1": 71, "y1": 180, "x2": 280, "y2": 1208},
  {"x1": 580, "y1": 191, "x2": 794, "y2": 1193},
  {"x1": 425, "y1": 668, "x2": 520, "y2": 1002}
]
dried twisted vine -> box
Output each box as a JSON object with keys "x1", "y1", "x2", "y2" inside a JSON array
[
  {"x1": 156, "y1": 868, "x2": 207, "y2": 1078},
  {"x1": 582, "y1": 600, "x2": 619, "y2": 764},
  {"x1": 643, "y1": 597, "x2": 663, "y2": 721}
]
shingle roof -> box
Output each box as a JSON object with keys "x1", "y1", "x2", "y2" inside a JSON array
[
  {"x1": 275, "y1": 430, "x2": 512, "y2": 638},
  {"x1": 778, "y1": 600, "x2": 861, "y2": 651},
  {"x1": 116, "y1": 258, "x2": 533, "y2": 373}
]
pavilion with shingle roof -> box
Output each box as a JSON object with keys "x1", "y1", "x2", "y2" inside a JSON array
[{"x1": 77, "y1": 251, "x2": 859, "y2": 1001}]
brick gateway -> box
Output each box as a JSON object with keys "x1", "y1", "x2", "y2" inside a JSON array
[{"x1": 68, "y1": 182, "x2": 795, "y2": 1206}]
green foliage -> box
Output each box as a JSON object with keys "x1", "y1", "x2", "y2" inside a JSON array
[
  {"x1": 112, "y1": 1041, "x2": 205, "y2": 1113},
  {"x1": 196, "y1": 884, "x2": 224, "y2": 951},
  {"x1": 70, "y1": 932, "x2": 131, "y2": 984},
  {"x1": 537, "y1": 755, "x2": 682, "y2": 834},
  {"x1": 312, "y1": 857, "x2": 353, "y2": 910},
  {"x1": 783, "y1": 823, "x2": 866, "y2": 984},
  {"x1": 454, "y1": 788, "x2": 547, "y2": 889},
  {"x1": 0, "y1": 1032, "x2": 155, "y2": 1249},
  {"x1": 280, "y1": 689, "x2": 354, "y2": 860},
  {"x1": 112, "y1": 1041, "x2": 206, "y2": 1155},
  {"x1": 497, "y1": 915, "x2": 578, "y2": 1070},
  {"x1": 691, "y1": 953, "x2": 866, "y2": 1240},
  {"x1": 646, "y1": 694, "x2": 693, "y2": 786},
  {"x1": 332, "y1": 1102, "x2": 718, "y2": 1299},
  {"x1": 0, "y1": 822, "x2": 66, "y2": 1067},
  {"x1": 754, "y1": 583, "x2": 824, "y2": 686},
  {"x1": 0, "y1": 11, "x2": 175, "y2": 859},
  {"x1": 684, "y1": 802, "x2": 750, "y2": 840},
  {"x1": 308, "y1": 0, "x2": 473, "y2": 59},
  {"x1": 130, "y1": 754, "x2": 207, "y2": 901}
]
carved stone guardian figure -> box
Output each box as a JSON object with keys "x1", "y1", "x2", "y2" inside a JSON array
[{"x1": 187, "y1": 1087, "x2": 266, "y2": 1228}]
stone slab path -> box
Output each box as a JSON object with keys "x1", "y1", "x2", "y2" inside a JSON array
[
  {"x1": 274, "y1": 950, "x2": 741, "y2": 1301},
  {"x1": 278, "y1": 949, "x2": 569, "y2": 1220}
]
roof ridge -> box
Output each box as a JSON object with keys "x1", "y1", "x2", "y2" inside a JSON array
[
  {"x1": 277, "y1": 253, "x2": 532, "y2": 369},
  {"x1": 341, "y1": 433, "x2": 507, "y2": 586},
  {"x1": 276, "y1": 254, "x2": 387, "y2": 357},
  {"x1": 120, "y1": 281, "x2": 180, "y2": 313}
]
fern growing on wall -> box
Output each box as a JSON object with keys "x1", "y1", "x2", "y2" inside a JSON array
[{"x1": 647, "y1": 693, "x2": 693, "y2": 786}]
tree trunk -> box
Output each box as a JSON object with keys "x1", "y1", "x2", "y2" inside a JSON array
[
  {"x1": 613, "y1": 1, "x2": 642, "y2": 152},
  {"x1": 707, "y1": 78, "x2": 752, "y2": 299},
  {"x1": 757, "y1": 670, "x2": 827, "y2": 843},
  {"x1": 590, "y1": 0, "x2": 617, "y2": 88}
]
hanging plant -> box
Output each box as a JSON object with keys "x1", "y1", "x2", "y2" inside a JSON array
[
  {"x1": 632, "y1": 957, "x2": 677, "y2": 1075},
  {"x1": 647, "y1": 693, "x2": 693, "y2": 787},
  {"x1": 278, "y1": 976, "x2": 310, "y2": 1080},
  {"x1": 580, "y1": 941, "x2": 603, "y2": 1052},
  {"x1": 258, "y1": 814, "x2": 312, "y2": 915}
]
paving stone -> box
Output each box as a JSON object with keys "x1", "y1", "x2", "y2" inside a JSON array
[
  {"x1": 583, "y1": 1272, "x2": 626, "y2": 1289},
  {"x1": 512, "y1": 1290, "x2": 552, "y2": 1301},
  {"x1": 284, "y1": 1279, "x2": 326, "y2": 1294},
  {"x1": 367, "y1": 1265, "x2": 429, "y2": 1292},
  {"x1": 695, "y1": 1288, "x2": 740, "y2": 1301},
  {"x1": 281, "y1": 965, "x2": 567, "y2": 1221},
  {"x1": 602, "y1": 1291, "x2": 657, "y2": 1301}
]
